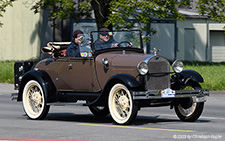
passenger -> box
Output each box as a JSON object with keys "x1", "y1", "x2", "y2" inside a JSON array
[
  {"x1": 66, "y1": 30, "x2": 85, "y2": 57},
  {"x1": 94, "y1": 28, "x2": 118, "y2": 50}
]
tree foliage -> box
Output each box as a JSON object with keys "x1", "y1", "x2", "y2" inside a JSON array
[
  {"x1": 2, "y1": 0, "x2": 225, "y2": 30},
  {"x1": 31, "y1": 0, "x2": 92, "y2": 22},
  {"x1": 105, "y1": 0, "x2": 187, "y2": 31},
  {"x1": 0, "y1": 0, "x2": 16, "y2": 27},
  {"x1": 197, "y1": 0, "x2": 225, "y2": 22},
  {"x1": 31, "y1": 0, "x2": 225, "y2": 31},
  {"x1": 106, "y1": 0, "x2": 225, "y2": 30}
]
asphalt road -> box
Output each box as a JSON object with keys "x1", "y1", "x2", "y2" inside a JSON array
[{"x1": 0, "y1": 83, "x2": 225, "y2": 141}]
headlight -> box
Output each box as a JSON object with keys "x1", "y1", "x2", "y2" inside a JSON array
[
  {"x1": 172, "y1": 60, "x2": 184, "y2": 73},
  {"x1": 137, "y1": 62, "x2": 148, "y2": 75}
]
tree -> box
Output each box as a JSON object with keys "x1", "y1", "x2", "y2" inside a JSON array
[
  {"x1": 0, "y1": 0, "x2": 16, "y2": 27},
  {"x1": 31, "y1": 0, "x2": 111, "y2": 30},
  {"x1": 31, "y1": 0, "x2": 225, "y2": 31}
]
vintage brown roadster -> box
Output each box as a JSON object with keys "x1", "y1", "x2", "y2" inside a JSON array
[{"x1": 13, "y1": 30, "x2": 209, "y2": 125}]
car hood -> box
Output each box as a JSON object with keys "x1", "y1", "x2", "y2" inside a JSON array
[
  {"x1": 96, "y1": 51, "x2": 152, "y2": 67},
  {"x1": 110, "y1": 54, "x2": 150, "y2": 67},
  {"x1": 95, "y1": 51, "x2": 154, "y2": 70}
]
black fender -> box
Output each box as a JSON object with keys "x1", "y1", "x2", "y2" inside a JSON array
[
  {"x1": 86, "y1": 74, "x2": 143, "y2": 106},
  {"x1": 17, "y1": 70, "x2": 57, "y2": 103},
  {"x1": 107, "y1": 74, "x2": 142, "y2": 89},
  {"x1": 180, "y1": 70, "x2": 204, "y2": 83},
  {"x1": 171, "y1": 70, "x2": 203, "y2": 90}
]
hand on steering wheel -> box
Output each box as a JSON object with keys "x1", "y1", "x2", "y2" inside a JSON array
[{"x1": 117, "y1": 41, "x2": 132, "y2": 47}]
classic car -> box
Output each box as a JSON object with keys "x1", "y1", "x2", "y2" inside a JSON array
[{"x1": 13, "y1": 30, "x2": 209, "y2": 125}]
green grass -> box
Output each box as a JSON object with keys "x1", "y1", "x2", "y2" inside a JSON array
[
  {"x1": 0, "y1": 61, "x2": 15, "y2": 84},
  {"x1": 0, "y1": 60, "x2": 225, "y2": 91},
  {"x1": 182, "y1": 61, "x2": 225, "y2": 91}
]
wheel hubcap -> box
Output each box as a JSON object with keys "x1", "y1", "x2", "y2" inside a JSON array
[
  {"x1": 178, "y1": 100, "x2": 197, "y2": 117},
  {"x1": 118, "y1": 95, "x2": 129, "y2": 110},
  {"x1": 27, "y1": 86, "x2": 43, "y2": 114},
  {"x1": 32, "y1": 92, "x2": 42, "y2": 106},
  {"x1": 178, "y1": 85, "x2": 197, "y2": 117},
  {"x1": 114, "y1": 89, "x2": 130, "y2": 118}
]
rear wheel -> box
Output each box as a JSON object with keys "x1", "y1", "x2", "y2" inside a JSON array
[
  {"x1": 22, "y1": 80, "x2": 49, "y2": 120},
  {"x1": 88, "y1": 105, "x2": 109, "y2": 117},
  {"x1": 108, "y1": 83, "x2": 138, "y2": 125},
  {"x1": 174, "y1": 81, "x2": 204, "y2": 122}
]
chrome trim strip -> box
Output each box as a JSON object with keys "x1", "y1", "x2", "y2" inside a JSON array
[
  {"x1": 143, "y1": 55, "x2": 156, "y2": 63},
  {"x1": 132, "y1": 89, "x2": 209, "y2": 101}
]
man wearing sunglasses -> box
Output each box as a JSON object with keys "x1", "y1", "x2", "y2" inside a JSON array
[
  {"x1": 94, "y1": 28, "x2": 118, "y2": 50},
  {"x1": 66, "y1": 30, "x2": 86, "y2": 57}
]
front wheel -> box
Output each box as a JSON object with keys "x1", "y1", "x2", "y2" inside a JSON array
[
  {"x1": 22, "y1": 80, "x2": 49, "y2": 120},
  {"x1": 108, "y1": 83, "x2": 138, "y2": 125},
  {"x1": 174, "y1": 81, "x2": 204, "y2": 122}
]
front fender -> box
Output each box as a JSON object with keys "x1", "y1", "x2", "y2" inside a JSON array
[
  {"x1": 86, "y1": 74, "x2": 143, "y2": 106},
  {"x1": 180, "y1": 70, "x2": 204, "y2": 83},
  {"x1": 18, "y1": 70, "x2": 57, "y2": 102},
  {"x1": 171, "y1": 70, "x2": 204, "y2": 90},
  {"x1": 107, "y1": 74, "x2": 142, "y2": 89}
]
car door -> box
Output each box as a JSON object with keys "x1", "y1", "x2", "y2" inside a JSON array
[{"x1": 46, "y1": 57, "x2": 100, "y2": 92}]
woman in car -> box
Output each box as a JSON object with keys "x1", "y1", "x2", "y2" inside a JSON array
[{"x1": 66, "y1": 30, "x2": 89, "y2": 57}]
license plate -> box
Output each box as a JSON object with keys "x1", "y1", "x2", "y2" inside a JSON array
[{"x1": 161, "y1": 88, "x2": 175, "y2": 98}]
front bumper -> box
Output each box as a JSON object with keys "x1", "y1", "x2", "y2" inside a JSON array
[{"x1": 132, "y1": 88, "x2": 209, "y2": 102}]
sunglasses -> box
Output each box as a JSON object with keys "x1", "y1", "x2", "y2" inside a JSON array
[
  {"x1": 100, "y1": 32, "x2": 109, "y2": 36},
  {"x1": 100, "y1": 31, "x2": 113, "y2": 36}
]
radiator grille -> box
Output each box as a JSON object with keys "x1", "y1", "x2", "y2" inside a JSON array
[{"x1": 146, "y1": 57, "x2": 170, "y2": 90}]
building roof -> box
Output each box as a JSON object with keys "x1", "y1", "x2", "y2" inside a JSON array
[{"x1": 179, "y1": 9, "x2": 208, "y2": 19}]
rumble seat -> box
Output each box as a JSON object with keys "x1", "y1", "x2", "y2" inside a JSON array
[{"x1": 42, "y1": 42, "x2": 70, "y2": 58}]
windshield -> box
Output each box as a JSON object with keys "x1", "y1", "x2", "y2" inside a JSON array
[
  {"x1": 90, "y1": 30, "x2": 143, "y2": 52},
  {"x1": 78, "y1": 34, "x2": 92, "y2": 57}
]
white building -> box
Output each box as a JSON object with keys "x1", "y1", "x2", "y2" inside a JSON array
[
  {"x1": 1, "y1": 1, "x2": 224, "y2": 62},
  {"x1": 145, "y1": 9, "x2": 225, "y2": 62}
]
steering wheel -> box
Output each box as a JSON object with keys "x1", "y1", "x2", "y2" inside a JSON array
[{"x1": 117, "y1": 41, "x2": 132, "y2": 47}]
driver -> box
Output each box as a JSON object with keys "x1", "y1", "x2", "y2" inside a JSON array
[{"x1": 94, "y1": 28, "x2": 118, "y2": 50}]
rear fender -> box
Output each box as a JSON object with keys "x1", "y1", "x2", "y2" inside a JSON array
[{"x1": 18, "y1": 70, "x2": 57, "y2": 103}]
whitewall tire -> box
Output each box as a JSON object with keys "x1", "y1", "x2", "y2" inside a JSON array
[
  {"x1": 108, "y1": 83, "x2": 138, "y2": 125},
  {"x1": 22, "y1": 80, "x2": 49, "y2": 120}
]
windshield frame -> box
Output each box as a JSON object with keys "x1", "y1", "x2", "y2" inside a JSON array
[{"x1": 90, "y1": 29, "x2": 144, "y2": 55}]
